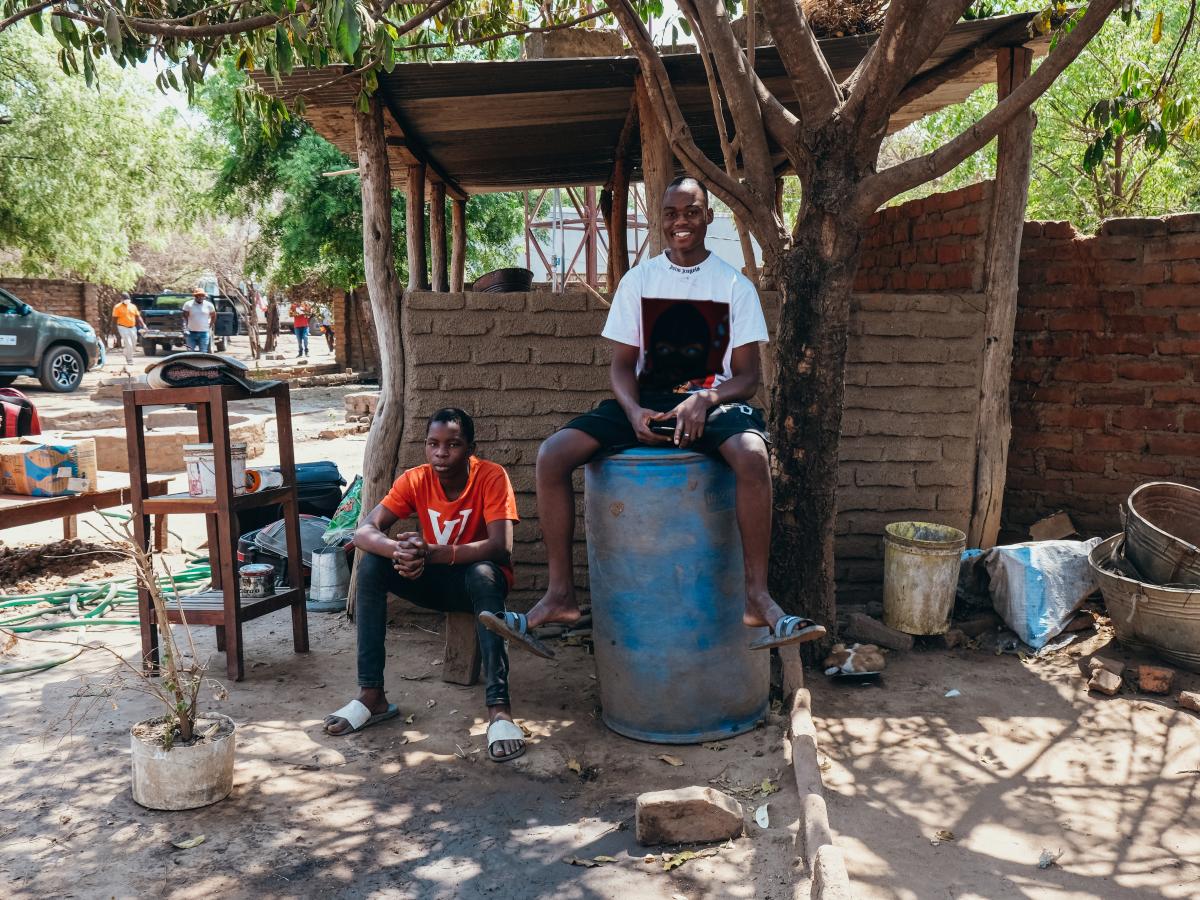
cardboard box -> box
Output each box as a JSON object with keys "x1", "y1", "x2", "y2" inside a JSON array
[{"x1": 0, "y1": 437, "x2": 98, "y2": 497}]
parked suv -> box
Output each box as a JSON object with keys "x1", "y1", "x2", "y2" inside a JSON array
[{"x1": 0, "y1": 287, "x2": 105, "y2": 393}]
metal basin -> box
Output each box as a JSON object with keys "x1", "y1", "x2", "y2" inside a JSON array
[
  {"x1": 1089, "y1": 534, "x2": 1200, "y2": 672},
  {"x1": 1125, "y1": 482, "x2": 1200, "y2": 587}
]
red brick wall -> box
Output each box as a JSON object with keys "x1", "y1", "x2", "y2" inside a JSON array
[
  {"x1": 854, "y1": 183, "x2": 991, "y2": 293},
  {"x1": 1004, "y1": 213, "x2": 1200, "y2": 535},
  {"x1": 333, "y1": 287, "x2": 380, "y2": 374},
  {"x1": 0, "y1": 279, "x2": 98, "y2": 330}
]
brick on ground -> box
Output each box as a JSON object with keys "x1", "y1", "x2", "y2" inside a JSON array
[
  {"x1": 635, "y1": 786, "x2": 743, "y2": 846},
  {"x1": 1138, "y1": 664, "x2": 1176, "y2": 695},
  {"x1": 1088, "y1": 668, "x2": 1122, "y2": 696}
]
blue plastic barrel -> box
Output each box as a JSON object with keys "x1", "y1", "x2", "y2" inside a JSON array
[{"x1": 584, "y1": 447, "x2": 769, "y2": 743}]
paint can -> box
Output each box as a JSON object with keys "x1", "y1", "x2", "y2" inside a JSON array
[
  {"x1": 183, "y1": 443, "x2": 248, "y2": 497},
  {"x1": 245, "y1": 467, "x2": 284, "y2": 493},
  {"x1": 239, "y1": 563, "x2": 275, "y2": 598}
]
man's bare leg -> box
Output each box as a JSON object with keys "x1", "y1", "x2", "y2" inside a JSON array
[
  {"x1": 718, "y1": 433, "x2": 788, "y2": 630},
  {"x1": 526, "y1": 428, "x2": 600, "y2": 628}
]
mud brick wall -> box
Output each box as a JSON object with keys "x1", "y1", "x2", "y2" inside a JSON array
[
  {"x1": 1004, "y1": 213, "x2": 1200, "y2": 536},
  {"x1": 399, "y1": 288, "x2": 986, "y2": 607},
  {"x1": 0, "y1": 278, "x2": 98, "y2": 329}
]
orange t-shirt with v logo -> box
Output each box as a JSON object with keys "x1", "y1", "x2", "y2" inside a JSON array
[{"x1": 380, "y1": 456, "x2": 519, "y2": 586}]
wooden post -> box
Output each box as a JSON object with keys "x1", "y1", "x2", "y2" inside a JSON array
[
  {"x1": 584, "y1": 186, "x2": 599, "y2": 288},
  {"x1": 353, "y1": 92, "x2": 407, "y2": 615},
  {"x1": 635, "y1": 77, "x2": 673, "y2": 258},
  {"x1": 610, "y1": 149, "x2": 631, "y2": 288},
  {"x1": 406, "y1": 163, "x2": 429, "y2": 292},
  {"x1": 967, "y1": 47, "x2": 1035, "y2": 549},
  {"x1": 429, "y1": 181, "x2": 448, "y2": 292},
  {"x1": 450, "y1": 197, "x2": 467, "y2": 292}
]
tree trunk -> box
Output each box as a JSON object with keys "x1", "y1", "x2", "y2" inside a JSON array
[
  {"x1": 265, "y1": 301, "x2": 279, "y2": 353},
  {"x1": 768, "y1": 185, "x2": 864, "y2": 662}
]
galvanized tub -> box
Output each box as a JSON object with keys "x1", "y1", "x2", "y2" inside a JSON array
[
  {"x1": 882, "y1": 521, "x2": 967, "y2": 635},
  {"x1": 1089, "y1": 533, "x2": 1200, "y2": 672},
  {"x1": 584, "y1": 447, "x2": 769, "y2": 744},
  {"x1": 1124, "y1": 482, "x2": 1200, "y2": 587}
]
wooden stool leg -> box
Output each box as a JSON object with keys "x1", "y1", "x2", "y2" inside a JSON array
[
  {"x1": 154, "y1": 515, "x2": 168, "y2": 552},
  {"x1": 215, "y1": 626, "x2": 226, "y2": 652},
  {"x1": 443, "y1": 611, "x2": 481, "y2": 686},
  {"x1": 62, "y1": 515, "x2": 77, "y2": 540}
]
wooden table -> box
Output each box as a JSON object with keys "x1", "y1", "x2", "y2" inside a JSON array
[{"x1": 0, "y1": 471, "x2": 172, "y2": 548}]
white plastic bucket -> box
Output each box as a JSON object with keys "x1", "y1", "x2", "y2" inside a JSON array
[
  {"x1": 183, "y1": 443, "x2": 247, "y2": 497},
  {"x1": 883, "y1": 521, "x2": 967, "y2": 635}
]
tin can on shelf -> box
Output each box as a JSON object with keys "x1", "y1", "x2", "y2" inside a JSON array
[
  {"x1": 245, "y1": 467, "x2": 284, "y2": 493},
  {"x1": 239, "y1": 563, "x2": 275, "y2": 598}
]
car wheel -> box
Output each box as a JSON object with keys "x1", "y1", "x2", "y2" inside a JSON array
[
  {"x1": 38, "y1": 345, "x2": 85, "y2": 393},
  {"x1": 0, "y1": 375, "x2": 16, "y2": 387},
  {"x1": 141, "y1": 339, "x2": 157, "y2": 357},
  {"x1": 216, "y1": 339, "x2": 227, "y2": 352}
]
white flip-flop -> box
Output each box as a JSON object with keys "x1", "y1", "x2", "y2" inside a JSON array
[
  {"x1": 323, "y1": 699, "x2": 400, "y2": 735},
  {"x1": 487, "y1": 719, "x2": 527, "y2": 762}
]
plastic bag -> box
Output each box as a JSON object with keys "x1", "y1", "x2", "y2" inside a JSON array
[
  {"x1": 983, "y1": 538, "x2": 1102, "y2": 648},
  {"x1": 323, "y1": 475, "x2": 363, "y2": 545}
]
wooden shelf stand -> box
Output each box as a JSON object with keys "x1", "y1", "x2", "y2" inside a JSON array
[{"x1": 123, "y1": 382, "x2": 309, "y2": 681}]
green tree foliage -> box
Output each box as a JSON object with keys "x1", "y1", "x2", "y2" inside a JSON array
[
  {"x1": 889, "y1": 0, "x2": 1200, "y2": 229},
  {"x1": 199, "y1": 64, "x2": 521, "y2": 290},
  {"x1": 0, "y1": 28, "x2": 211, "y2": 287}
]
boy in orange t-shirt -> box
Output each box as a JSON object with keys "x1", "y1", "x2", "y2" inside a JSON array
[{"x1": 324, "y1": 408, "x2": 526, "y2": 761}]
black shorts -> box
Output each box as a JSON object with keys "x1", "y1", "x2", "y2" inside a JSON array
[{"x1": 562, "y1": 392, "x2": 769, "y2": 457}]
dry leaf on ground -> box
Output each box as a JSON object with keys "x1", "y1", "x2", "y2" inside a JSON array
[
  {"x1": 567, "y1": 758, "x2": 582, "y2": 775},
  {"x1": 657, "y1": 754, "x2": 685, "y2": 767},
  {"x1": 171, "y1": 834, "x2": 206, "y2": 850},
  {"x1": 663, "y1": 848, "x2": 717, "y2": 871}
]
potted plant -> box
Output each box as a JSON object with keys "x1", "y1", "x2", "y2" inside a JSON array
[{"x1": 119, "y1": 533, "x2": 235, "y2": 811}]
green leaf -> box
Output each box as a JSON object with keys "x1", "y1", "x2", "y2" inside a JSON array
[
  {"x1": 104, "y1": 8, "x2": 123, "y2": 58},
  {"x1": 29, "y1": 11, "x2": 44, "y2": 35},
  {"x1": 337, "y1": 1, "x2": 362, "y2": 60},
  {"x1": 276, "y1": 25, "x2": 293, "y2": 76}
]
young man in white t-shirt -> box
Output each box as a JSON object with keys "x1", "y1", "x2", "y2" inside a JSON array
[{"x1": 480, "y1": 176, "x2": 826, "y2": 657}]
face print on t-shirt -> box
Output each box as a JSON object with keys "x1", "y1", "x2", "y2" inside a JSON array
[{"x1": 638, "y1": 297, "x2": 731, "y2": 392}]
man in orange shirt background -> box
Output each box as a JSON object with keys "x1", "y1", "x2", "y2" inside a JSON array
[
  {"x1": 324, "y1": 408, "x2": 526, "y2": 762},
  {"x1": 111, "y1": 293, "x2": 146, "y2": 372}
]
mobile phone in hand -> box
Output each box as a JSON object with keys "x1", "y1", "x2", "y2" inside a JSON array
[{"x1": 649, "y1": 419, "x2": 677, "y2": 437}]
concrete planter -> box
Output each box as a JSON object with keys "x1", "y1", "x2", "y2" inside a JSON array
[{"x1": 130, "y1": 714, "x2": 236, "y2": 810}]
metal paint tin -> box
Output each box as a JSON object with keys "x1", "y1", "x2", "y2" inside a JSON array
[
  {"x1": 245, "y1": 467, "x2": 284, "y2": 493},
  {"x1": 239, "y1": 563, "x2": 275, "y2": 598}
]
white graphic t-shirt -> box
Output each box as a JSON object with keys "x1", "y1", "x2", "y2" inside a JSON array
[{"x1": 601, "y1": 252, "x2": 769, "y2": 392}]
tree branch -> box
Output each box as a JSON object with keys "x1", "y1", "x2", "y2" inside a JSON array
[
  {"x1": 842, "y1": 0, "x2": 975, "y2": 141},
  {"x1": 0, "y1": 0, "x2": 54, "y2": 31},
  {"x1": 683, "y1": 0, "x2": 786, "y2": 254},
  {"x1": 605, "y1": 1, "x2": 756, "y2": 223},
  {"x1": 757, "y1": 0, "x2": 840, "y2": 126},
  {"x1": 861, "y1": 0, "x2": 1121, "y2": 211}
]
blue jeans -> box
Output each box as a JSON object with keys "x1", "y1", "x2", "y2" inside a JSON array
[
  {"x1": 295, "y1": 325, "x2": 309, "y2": 355},
  {"x1": 185, "y1": 331, "x2": 210, "y2": 353},
  {"x1": 355, "y1": 553, "x2": 511, "y2": 706}
]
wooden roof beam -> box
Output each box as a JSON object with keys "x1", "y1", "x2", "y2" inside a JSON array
[{"x1": 379, "y1": 94, "x2": 468, "y2": 201}]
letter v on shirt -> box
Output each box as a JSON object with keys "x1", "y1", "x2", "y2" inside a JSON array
[
  {"x1": 428, "y1": 508, "x2": 473, "y2": 544},
  {"x1": 379, "y1": 457, "x2": 519, "y2": 587}
]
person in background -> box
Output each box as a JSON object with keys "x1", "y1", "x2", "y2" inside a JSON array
[
  {"x1": 111, "y1": 293, "x2": 146, "y2": 372},
  {"x1": 290, "y1": 300, "x2": 310, "y2": 357},
  {"x1": 181, "y1": 288, "x2": 216, "y2": 353},
  {"x1": 313, "y1": 305, "x2": 336, "y2": 354}
]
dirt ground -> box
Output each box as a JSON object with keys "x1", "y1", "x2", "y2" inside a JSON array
[
  {"x1": 811, "y1": 631, "x2": 1200, "y2": 899},
  {"x1": 6, "y1": 361, "x2": 1200, "y2": 898},
  {"x1": 0, "y1": 606, "x2": 805, "y2": 899},
  {"x1": 1, "y1": 373, "x2": 808, "y2": 899}
]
